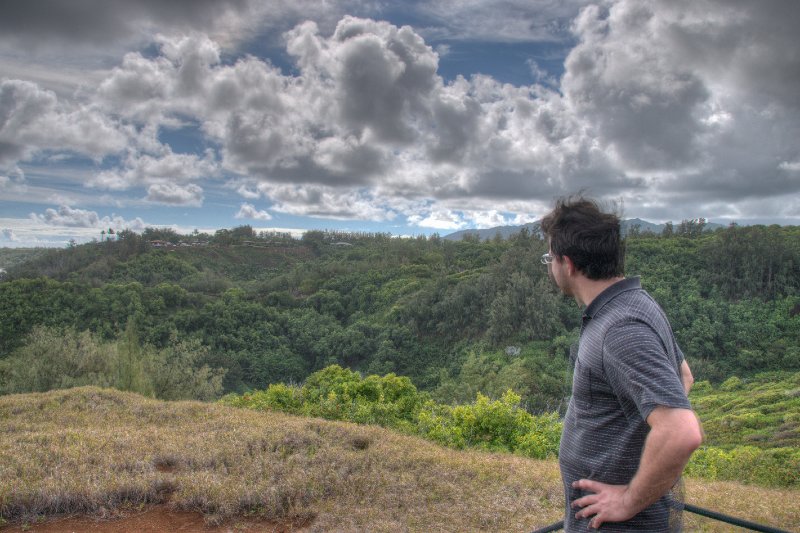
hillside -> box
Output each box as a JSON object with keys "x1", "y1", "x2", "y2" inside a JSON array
[
  {"x1": 1, "y1": 224, "x2": 799, "y2": 421},
  {"x1": 1, "y1": 387, "x2": 799, "y2": 532}
]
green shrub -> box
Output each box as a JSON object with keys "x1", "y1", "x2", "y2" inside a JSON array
[
  {"x1": 720, "y1": 376, "x2": 743, "y2": 391},
  {"x1": 225, "y1": 383, "x2": 304, "y2": 414},
  {"x1": 224, "y1": 366, "x2": 562, "y2": 460},
  {"x1": 687, "y1": 445, "x2": 800, "y2": 487},
  {"x1": 416, "y1": 389, "x2": 561, "y2": 458}
]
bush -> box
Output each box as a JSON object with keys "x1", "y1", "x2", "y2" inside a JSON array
[
  {"x1": 224, "y1": 366, "x2": 562, "y2": 459},
  {"x1": 417, "y1": 390, "x2": 561, "y2": 458},
  {"x1": 221, "y1": 383, "x2": 303, "y2": 414},
  {"x1": 687, "y1": 445, "x2": 800, "y2": 487}
]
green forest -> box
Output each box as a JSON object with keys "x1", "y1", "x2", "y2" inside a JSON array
[{"x1": 1, "y1": 222, "x2": 799, "y2": 486}]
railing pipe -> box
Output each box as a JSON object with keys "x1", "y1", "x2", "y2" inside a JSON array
[{"x1": 530, "y1": 504, "x2": 795, "y2": 533}]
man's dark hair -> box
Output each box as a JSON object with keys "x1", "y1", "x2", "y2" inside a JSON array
[{"x1": 540, "y1": 195, "x2": 624, "y2": 280}]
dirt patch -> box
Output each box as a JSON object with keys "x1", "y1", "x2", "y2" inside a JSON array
[{"x1": 0, "y1": 506, "x2": 312, "y2": 533}]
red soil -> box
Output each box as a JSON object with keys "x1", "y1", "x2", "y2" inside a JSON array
[{"x1": 0, "y1": 506, "x2": 311, "y2": 533}]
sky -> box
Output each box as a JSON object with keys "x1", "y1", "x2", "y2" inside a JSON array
[{"x1": 1, "y1": 0, "x2": 799, "y2": 247}]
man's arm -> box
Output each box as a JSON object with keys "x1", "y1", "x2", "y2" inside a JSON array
[
  {"x1": 571, "y1": 406, "x2": 702, "y2": 529},
  {"x1": 680, "y1": 360, "x2": 694, "y2": 395}
]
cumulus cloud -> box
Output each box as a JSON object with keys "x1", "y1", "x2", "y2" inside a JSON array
[
  {"x1": 407, "y1": 208, "x2": 466, "y2": 230},
  {"x1": 468, "y1": 209, "x2": 515, "y2": 229},
  {"x1": 4, "y1": 1, "x2": 800, "y2": 230},
  {"x1": 2, "y1": 228, "x2": 20, "y2": 241},
  {"x1": 263, "y1": 183, "x2": 398, "y2": 221},
  {"x1": 90, "y1": 148, "x2": 218, "y2": 190},
  {"x1": 145, "y1": 183, "x2": 204, "y2": 206},
  {"x1": 235, "y1": 203, "x2": 272, "y2": 220},
  {"x1": 105, "y1": 7, "x2": 796, "y2": 221},
  {"x1": 0, "y1": 79, "x2": 128, "y2": 166},
  {"x1": 31, "y1": 205, "x2": 104, "y2": 227},
  {"x1": 404, "y1": 206, "x2": 539, "y2": 230},
  {"x1": 560, "y1": 0, "x2": 800, "y2": 213},
  {"x1": 30, "y1": 205, "x2": 146, "y2": 230},
  {"x1": 563, "y1": 3, "x2": 711, "y2": 171}
]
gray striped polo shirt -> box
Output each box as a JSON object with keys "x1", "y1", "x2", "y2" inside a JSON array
[{"x1": 559, "y1": 277, "x2": 691, "y2": 532}]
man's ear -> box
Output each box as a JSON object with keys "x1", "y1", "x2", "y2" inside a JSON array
[{"x1": 562, "y1": 255, "x2": 576, "y2": 276}]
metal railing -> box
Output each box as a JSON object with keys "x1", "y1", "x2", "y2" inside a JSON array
[{"x1": 531, "y1": 503, "x2": 795, "y2": 533}]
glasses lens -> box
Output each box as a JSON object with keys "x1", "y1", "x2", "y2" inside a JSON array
[{"x1": 541, "y1": 253, "x2": 551, "y2": 264}]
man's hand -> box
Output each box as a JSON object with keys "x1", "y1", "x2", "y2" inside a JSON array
[
  {"x1": 571, "y1": 479, "x2": 638, "y2": 529},
  {"x1": 572, "y1": 407, "x2": 702, "y2": 529}
]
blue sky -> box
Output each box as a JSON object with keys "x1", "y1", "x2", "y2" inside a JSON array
[{"x1": 1, "y1": 0, "x2": 799, "y2": 247}]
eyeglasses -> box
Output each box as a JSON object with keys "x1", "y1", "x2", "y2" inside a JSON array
[{"x1": 541, "y1": 253, "x2": 555, "y2": 265}]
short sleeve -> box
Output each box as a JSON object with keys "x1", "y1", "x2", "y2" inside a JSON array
[{"x1": 602, "y1": 320, "x2": 691, "y2": 422}]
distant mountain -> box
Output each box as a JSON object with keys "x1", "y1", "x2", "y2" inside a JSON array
[
  {"x1": 443, "y1": 222, "x2": 542, "y2": 241},
  {"x1": 444, "y1": 218, "x2": 723, "y2": 241},
  {"x1": 622, "y1": 218, "x2": 664, "y2": 235}
]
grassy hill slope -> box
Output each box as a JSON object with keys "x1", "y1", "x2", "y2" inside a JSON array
[{"x1": 1, "y1": 388, "x2": 798, "y2": 532}]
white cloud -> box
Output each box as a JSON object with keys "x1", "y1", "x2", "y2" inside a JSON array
[
  {"x1": 31, "y1": 205, "x2": 104, "y2": 228},
  {"x1": 3, "y1": 1, "x2": 800, "y2": 229},
  {"x1": 234, "y1": 183, "x2": 262, "y2": 199},
  {"x1": 0, "y1": 56, "x2": 110, "y2": 100},
  {"x1": 408, "y1": 208, "x2": 466, "y2": 230},
  {"x1": 235, "y1": 203, "x2": 272, "y2": 220},
  {"x1": 90, "y1": 148, "x2": 218, "y2": 191},
  {"x1": 559, "y1": 0, "x2": 800, "y2": 208},
  {"x1": 18, "y1": 16, "x2": 612, "y2": 223},
  {"x1": 2, "y1": 228, "x2": 19, "y2": 241},
  {"x1": 563, "y1": 3, "x2": 711, "y2": 172},
  {"x1": 29, "y1": 205, "x2": 146, "y2": 231},
  {"x1": 261, "y1": 183, "x2": 398, "y2": 221},
  {"x1": 466, "y1": 210, "x2": 512, "y2": 229},
  {"x1": 145, "y1": 183, "x2": 204, "y2": 206},
  {"x1": 511, "y1": 213, "x2": 539, "y2": 225},
  {"x1": 0, "y1": 79, "x2": 128, "y2": 166},
  {"x1": 526, "y1": 59, "x2": 557, "y2": 87}
]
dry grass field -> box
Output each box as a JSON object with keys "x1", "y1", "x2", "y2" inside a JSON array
[{"x1": 1, "y1": 387, "x2": 798, "y2": 532}]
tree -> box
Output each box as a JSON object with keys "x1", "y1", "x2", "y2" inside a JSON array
[
  {"x1": 0, "y1": 327, "x2": 115, "y2": 394},
  {"x1": 115, "y1": 318, "x2": 154, "y2": 396},
  {"x1": 151, "y1": 334, "x2": 226, "y2": 401}
]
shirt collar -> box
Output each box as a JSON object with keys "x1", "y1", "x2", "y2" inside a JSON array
[{"x1": 582, "y1": 276, "x2": 641, "y2": 320}]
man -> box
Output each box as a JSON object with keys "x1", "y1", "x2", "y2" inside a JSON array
[{"x1": 540, "y1": 196, "x2": 701, "y2": 532}]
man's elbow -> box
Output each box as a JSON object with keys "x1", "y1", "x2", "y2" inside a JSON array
[
  {"x1": 679, "y1": 414, "x2": 704, "y2": 455},
  {"x1": 655, "y1": 408, "x2": 703, "y2": 455},
  {"x1": 684, "y1": 425, "x2": 703, "y2": 454}
]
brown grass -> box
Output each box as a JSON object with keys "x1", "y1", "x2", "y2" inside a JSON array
[{"x1": 1, "y1": 387, "x2": 797, "y2": 532}]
